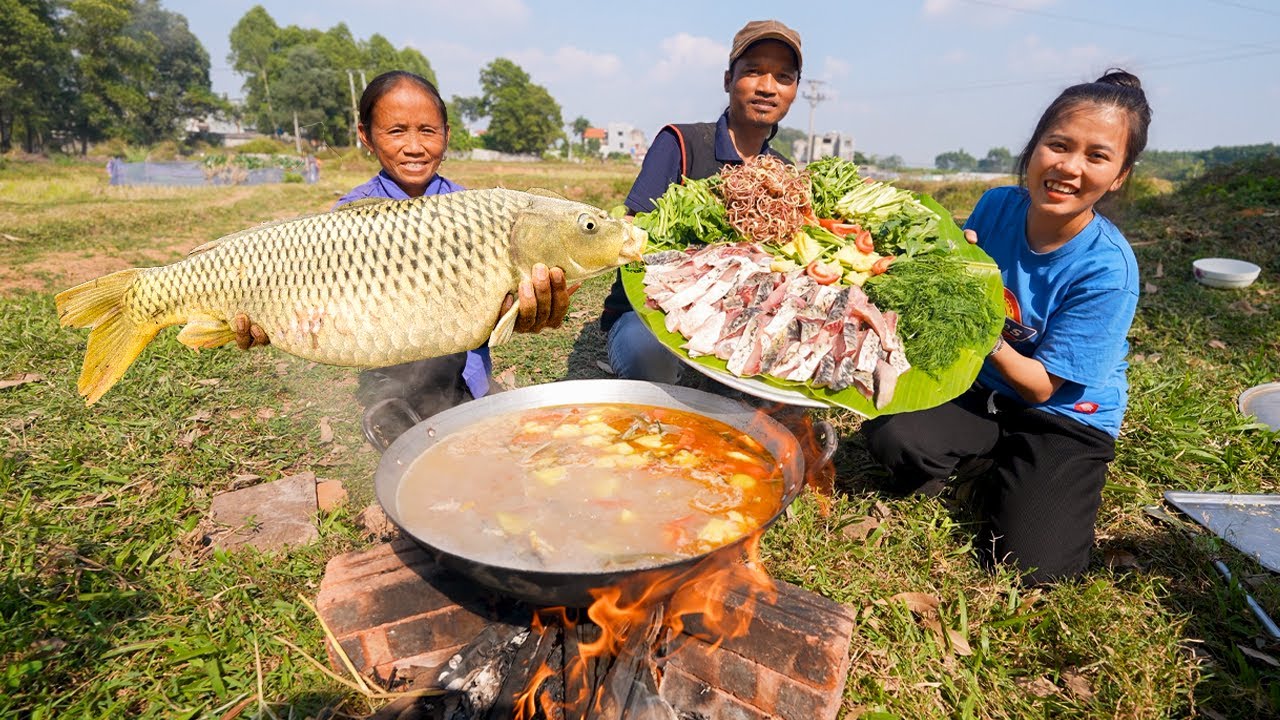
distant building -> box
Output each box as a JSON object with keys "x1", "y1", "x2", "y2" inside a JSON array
[
  {"x1": 605, "y1": 122, "x2": 647, "y2": 160},
  {"x1": 583, "y1": 127, "x2": 607, "y2": 143},
  {"x1": 184, "y1": 115, "x2": 262, "y2": 147},
  {"x1": 792, "y1": 131, "x2": 855, "y2": 164}
]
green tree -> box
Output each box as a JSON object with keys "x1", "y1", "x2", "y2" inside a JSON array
[
  {"x1": 977, "y1": 146, "x2": 1013, "y2": 173},
  {"x1": 0, "y1": 0, "x2": 68, "y2": 152},
  {"x1": 396, "y1": 47, "x2": 437, "y2": 87},
  {"x1": 228, "y1": 5, "x2": 280, "y2": 131},
  {"x1": 935, "y1": 148, "x2": 976, "y2": 172},
  {"x1": 127, "y1": 0, "x2": 220, "y2": 144},
  {"x1": 445, "y1": 100, "x2": 476, "y2": 153},
  {"x1": 463, "y1": 58, "x2": 563, "y2": 155},
  {"x1": 65, "y1": 0, "x2": 155, "y2": 153},
  {"x1": 878, "y1": 154, "x2": 905, "y2": 170},
  {"x1": 272, "y1": 44, "x2": 344, "y2": 146}
]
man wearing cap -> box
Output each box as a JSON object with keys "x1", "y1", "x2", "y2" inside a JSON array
[{"x1": 599, "y1": 19, "x2": 803, "y2": 383}]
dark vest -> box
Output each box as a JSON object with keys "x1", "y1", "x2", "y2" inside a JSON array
[{"x1": 664, "y1": 122, "x2": 726, "y2": 182}]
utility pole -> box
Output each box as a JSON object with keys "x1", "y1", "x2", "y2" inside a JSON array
[
  {"x1": 293, "y1": 111, "x2": 302, "y2": 154},
  {"x1": 347, "y1": 70, "x2": 360, "y2": 149},
  {"x1": 802, "y1": 79, "x2": 827, "y2": 164}
]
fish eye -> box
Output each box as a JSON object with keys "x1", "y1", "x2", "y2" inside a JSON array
[{"x1": 578, "y1": 213, "x2": 598, "y2": 234}]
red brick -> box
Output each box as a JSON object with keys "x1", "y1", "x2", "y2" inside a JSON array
[
  {"x1": 383, "y1": 607, "x2": 493, "y2": 661},
  {"x1": 660, "y1": 666, "x2": 770, "y2": 720}
]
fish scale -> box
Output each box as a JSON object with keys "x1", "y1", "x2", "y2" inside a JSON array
[{"x1": 56, "y1": 188, "x2": 646, "y2": 404}]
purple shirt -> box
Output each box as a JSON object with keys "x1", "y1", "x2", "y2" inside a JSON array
[{"x1": 334, "y1": 170, "x2": 491, "y2": 399}]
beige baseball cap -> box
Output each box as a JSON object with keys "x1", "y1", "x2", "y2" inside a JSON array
[{"x1": 729, "y1": 20, "x2": 802, "y2": 72}]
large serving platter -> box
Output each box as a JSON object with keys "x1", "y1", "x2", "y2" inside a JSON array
[{"x1": 623, "y1": 195, "x2": 1005, "y2": 418}]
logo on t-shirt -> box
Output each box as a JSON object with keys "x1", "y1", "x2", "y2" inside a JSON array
[
  {"x1": 1074, "y1": 401, "x2": 1100, "y2": 414},
  {"x1": 1002, "y1": 288, "x2": 1038, "y2": 343}
]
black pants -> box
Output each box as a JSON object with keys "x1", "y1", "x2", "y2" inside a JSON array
[
  {"x1": 862, "y1": 388, "x2": 1116, "y2": 585},
  {"x1": 357, "y1": 353, "x2": 473, "y2": 419}
]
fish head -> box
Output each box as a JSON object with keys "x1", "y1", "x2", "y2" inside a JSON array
[{"x1": 510, "y1": 193, "x2": 648, "y2": 281}]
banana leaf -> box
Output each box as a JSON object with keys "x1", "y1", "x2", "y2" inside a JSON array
[{"x1": 622, "y1": 192, "x2": 1005, "y2": 418}]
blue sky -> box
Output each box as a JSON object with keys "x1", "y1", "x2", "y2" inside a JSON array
[{"x1": 164, "y1": 0, "x2": 1279, "y2": 167}]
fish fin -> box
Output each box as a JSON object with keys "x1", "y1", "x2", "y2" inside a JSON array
[
  {"x1": 525, "y1": 187, "x2": 568, "y2": 201},
  {"x1": 54, "y1": 268, "x2": 160, "y2": 405},
  {"x1": 331, "y1": 197, "x2": 397, "y2": 213},
  {"x1": 489, "y1": 304, "x2": 520, "y2": 348},
  {"x1": 175, "y1": 314, "x2": 237, "y2": 350}
]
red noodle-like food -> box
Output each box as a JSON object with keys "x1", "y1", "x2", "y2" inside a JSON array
[{"x1": 719, "y1": 155, "x2": 812, "y2": 245}]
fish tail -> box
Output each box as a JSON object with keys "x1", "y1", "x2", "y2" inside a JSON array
[{"x1": 54, "y1": 269, "x2": 160, "y2": 405}]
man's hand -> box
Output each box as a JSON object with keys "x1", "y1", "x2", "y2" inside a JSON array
[
  {"x1": 500, "y1": 263, "x2": 581, "y2": 334},
  {"x1": 232, "y1": 313, "x2": 271, "y2": 350}
]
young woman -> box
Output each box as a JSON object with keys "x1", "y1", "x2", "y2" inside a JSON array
[
  {"x1": 862, "y1": 70, "x2": 1153, "y2": 585},
  {"x1": 234, "y1": 71, "x2": 571, "y2": 442}
]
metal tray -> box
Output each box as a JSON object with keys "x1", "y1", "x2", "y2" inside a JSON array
[{"x1": 1164, "y1": 491, "x2": 1280, "y2": 572}]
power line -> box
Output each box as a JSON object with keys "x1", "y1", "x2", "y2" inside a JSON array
[
  {"x1": 1206, "y1": 0, "x2": 1280, "y2": 18},
  {"x1": 959, "y1": 0, "x2": 1278, "y2": 51},
  {"x1": 851, "y1": 45, "x2": 1280, "y2": 101}
]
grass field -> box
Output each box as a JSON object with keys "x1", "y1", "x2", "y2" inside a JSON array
[{"x1": 1, "y1": 153, "x2": 1278, "y2": 719}]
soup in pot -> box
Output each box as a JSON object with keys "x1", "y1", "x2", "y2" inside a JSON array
[{"x1": 395, "y1": 403, "x2": 787, "y2": 573}]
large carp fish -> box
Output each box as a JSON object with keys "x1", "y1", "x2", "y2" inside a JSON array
[{"x1": 56, "y1": 188, "x2": 647, "y2": 404}]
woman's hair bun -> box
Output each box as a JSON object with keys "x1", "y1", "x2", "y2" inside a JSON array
[{"x1": 1096, "y1": 68, "x2": 1142, "y2": 90}]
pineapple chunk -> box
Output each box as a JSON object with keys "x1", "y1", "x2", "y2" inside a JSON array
[
  {"x1": 671, "y1": 450, "x2": 698, "y2": 468},
  {"x1": 534, "y1": 467, "x2": 567, "y2": 486},
  {"x1": 580, "y1": 434, "x2": 610, "y2": 448},
  {"x1": 729, "y1": 473, "x2": 757, "y2": 489},
  {"x1": 632, "y1": 434, "x2": 664, "y2": 449},
  {"x1": 552, "y1": 424, "x2": 583, "y2": 438},
  {"x1": 607, "y1": 442, "x2": 636, "y2": 455},
  {"x1": 619, "y1": 508, "x2": 636, "y2": 523},
  {"x1": 495, "y1": 511, "x2": 529, "y2": 535},
  {"x1": 615, "y1": 454, "x2": 646, "y2": 469},
  {"x1": 582, "y1": 422, "x2": 615, "y2": 436},
  {"x1": 697, "y1": 518, "x2": 741, "y2": 545},
  {"x1": 594, "y1": 455, "x2": 618, "y2": 469}
]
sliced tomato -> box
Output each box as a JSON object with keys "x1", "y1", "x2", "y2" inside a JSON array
[
  {"x1": 870, "y1": 255, "x2": 896, "y2": 276},
  {"x1": 854, "y1": 228, "x2": 875, "y2": 253},
  {"x1": 806, "y1": 259, "x2": 842, "y2": 285},
  {"x1": 817, "y1": 217, "x2": 864, "y2": 238}
]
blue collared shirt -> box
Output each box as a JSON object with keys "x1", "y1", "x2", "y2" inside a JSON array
[
  {"x1": 624, "y1": 109, "x2": 782, "y2": 213},
  {"x1": 334, "y1": 170, "x2": 490, "y2": 399}
]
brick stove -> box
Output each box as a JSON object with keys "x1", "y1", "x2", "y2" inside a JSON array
[{"x1": 316, "y1": 539, "x2": 856, "y2": 719}]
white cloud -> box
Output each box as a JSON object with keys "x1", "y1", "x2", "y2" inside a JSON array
[
  {"x1": 509, "y1": 46, "x2": 622, "y2": 82},
  {"x1": 820, "y1": 57, "x2": 853, "y2": 81},
  {"x1": 1010, "y1": 34, "x2": 1122, "y2": 78},
  {"x1": 649, "y1": 33, "x2": 727, "y2": 83}
]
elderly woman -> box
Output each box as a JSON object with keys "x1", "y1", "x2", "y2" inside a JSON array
[{"x1": 235, "y1": 70, "x2": 573, "y2": 443}]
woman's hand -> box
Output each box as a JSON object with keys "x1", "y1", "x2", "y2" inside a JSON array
[
  {"x1": 232, "y1": 313, "x2": 270, "y2": 350},
  {"x1": 501, "y1": 263, "x2": 581, "y2": 334},
  {"x1": 964, "y1": 229, "x2": 978, "y2": 244}
]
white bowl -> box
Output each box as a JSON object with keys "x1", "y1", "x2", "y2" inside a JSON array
[{"x1": 1193, "y1": 257, "x2": 1261, "y2": 289}]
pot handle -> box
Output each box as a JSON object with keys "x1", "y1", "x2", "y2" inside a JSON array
[
  {"x1": 362, "y1": 397, "x2": 423, "y2": 452},
  {"x1": 813, "y1": 419, "x2": 839, "y2": 469}
]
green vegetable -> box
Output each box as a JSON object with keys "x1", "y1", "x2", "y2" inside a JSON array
[
  {"x1": 864, "y1": 253, "x2": 1002, "y2": 377},
  {"x1": 834, "y1": 180, "x2": 953, "y2": 258},
  {"x1": 632, "y1": 176, "x2": 740, "y2": 251},
  {"x1": 807, "y1": 157, "x2": 864, "y2": 219}
]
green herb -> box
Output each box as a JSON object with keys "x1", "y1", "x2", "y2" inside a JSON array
[
  {"x1": 632, "y1": 176, "x2": 740, "y2": 251},
  {"x1": 807, "y1": 157, "x2": 864, "y2": 219},
  {"x1": 834, "y1": 180, "x2": 953, "y2": 258},
  {"x1": 864, "y1": 252, "x2": 1001, "y2": 377}
]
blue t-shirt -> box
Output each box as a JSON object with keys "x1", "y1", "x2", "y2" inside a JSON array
[
  {"x1": 334, "y1": 170, "x2": 490, "y2": 399},
  {"x1": 965, "y1": 186, "x2": 1139, "y2": 437}
]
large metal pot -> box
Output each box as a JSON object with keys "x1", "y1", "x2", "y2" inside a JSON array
[{"x1": 373, "y1": 379, "x2": 835, "y2": 607}]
